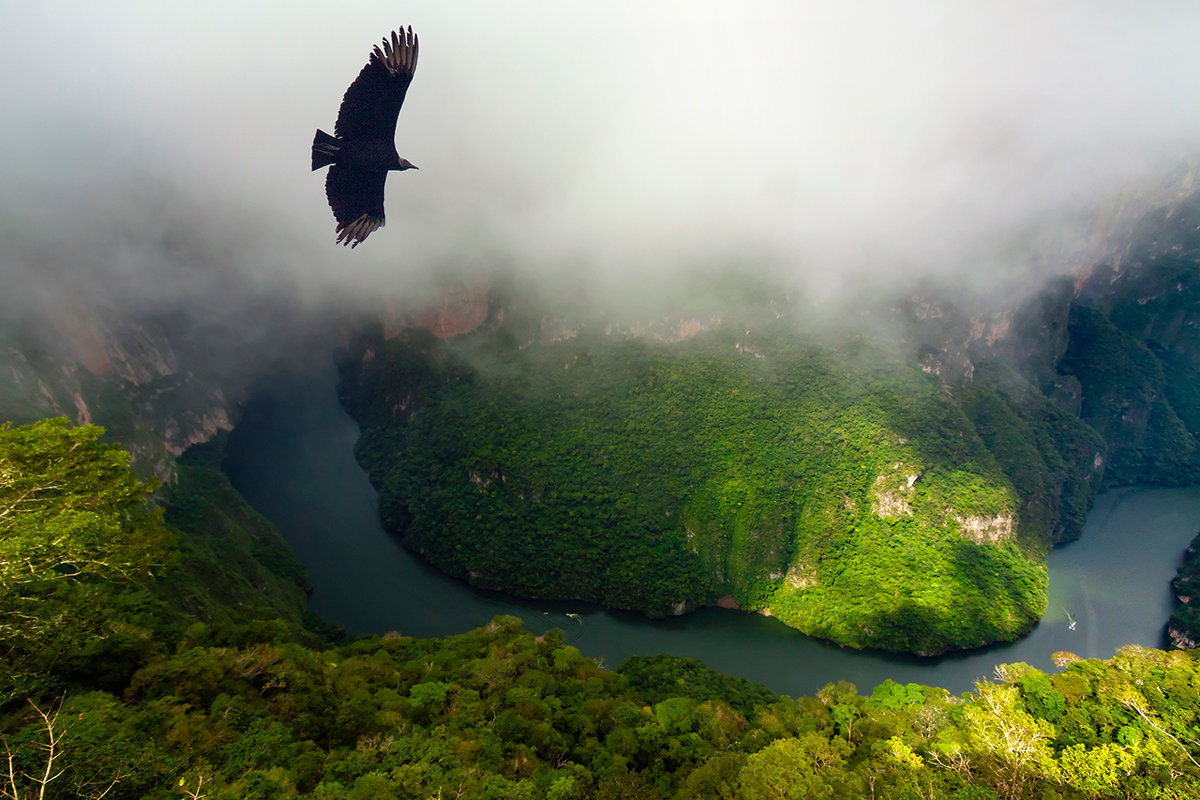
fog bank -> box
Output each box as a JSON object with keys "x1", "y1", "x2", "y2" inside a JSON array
[{"x1": 3, "y1": 1, "x2": 1199, "y2": 319}]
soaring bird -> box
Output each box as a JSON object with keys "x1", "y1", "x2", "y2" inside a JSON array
[{"x1": 312, "y1": 27, "x2": 419, "y2": 248}]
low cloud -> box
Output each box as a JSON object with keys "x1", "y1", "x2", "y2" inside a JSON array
[{"x1": 3, "y1": 1, "x2": 1199, "y2": 321}]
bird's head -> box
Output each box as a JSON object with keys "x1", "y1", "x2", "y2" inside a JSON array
[{"x1": 392, "y1": 156, "x2": 418, "y2": 171}]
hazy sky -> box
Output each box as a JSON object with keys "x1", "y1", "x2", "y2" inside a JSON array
[{"x1": 3, "y1": 1, "x2": 1200, "y2": 316}]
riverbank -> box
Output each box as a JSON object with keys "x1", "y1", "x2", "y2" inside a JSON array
[{"x1": 223, "y1": 362, "x2": 1200, "y2": 695}]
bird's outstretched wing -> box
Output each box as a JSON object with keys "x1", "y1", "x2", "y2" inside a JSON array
[
  {"x1": 334, "y1": 27, "x2": 419, "y2": 142},
  {"x1": 325, "y1": 166, "x2": 387, "y2": 248}
]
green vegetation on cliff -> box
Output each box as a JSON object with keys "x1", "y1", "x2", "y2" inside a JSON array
[
  {"x1": 1065, "y1": 191, "x2": 1200, "y2": 490},
  {"x1": 4, "y1": 418, "x2": 1200, "y2": 799},
  {"x1": 5, "y1": 614, "x2": 1200, "y2": 800},
  {"x1": 1060, "y1": 305, "x2": 1200, "y2": 487},
  {"x1": 0, "y1": 419, "x2": 318, "y2": 705},
  {"x1": 339, "y1": 322, "x2": 1054, "y2": 654},
  {"x1": 956, "y1": 361, "x2": 1106, "y2": 544},
  {"x1": 1169, "y1": 530, "x2": 1200, "y2": 650},
  {"x1": 335, "y1": 193, "x2": 1200, "y2": 655}
]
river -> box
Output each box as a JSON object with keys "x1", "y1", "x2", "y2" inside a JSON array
[{"x1": 224, "y1": 362, "x2": 1200, "y2": 697}]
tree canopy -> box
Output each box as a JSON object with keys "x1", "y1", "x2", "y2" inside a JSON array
[
  {"x1": 0, "y1": 417, "x2": 167, "y2": 593},
  {"x1": 0, "y1": 418, "x2": 1198, "y2": 798},
  {"x1": 0, "y1": 417, "x2": 171, "y2": 702}
]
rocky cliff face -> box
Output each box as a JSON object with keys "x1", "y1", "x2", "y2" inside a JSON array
[
  {"x1": 1054, "y1": 195, "x2": 1200, "y2": 491},
  {"x1": 0, "y1": 270, "x2": 351, "y2": 482},
  {"x1": 1169, "y1": 531, "x2": 1200, "y2": 650},
  {"x1": 881, "y1": 189, "x2": 1200, "y2": 542},
  {"x1": 1, "y1": 268, "x2": 513, "y2": 483},
  {"x1": 1, "y1": 303, "x2": 239, "y2": 480}
]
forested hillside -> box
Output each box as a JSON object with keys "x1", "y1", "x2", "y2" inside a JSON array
[
  {"x1": 339, "y1": 323, "x2": 1060, "y2": 655},
  {"x1": 9, "y1": 615, "x2": 1200, "y2": 800},
  {"x1": 0, "y1": 419, "x2": 320, "y2": 705},
  {"x1": 4, "y1": 409, "x2": 1200, "y2": 799},
  {"x1": 337, "y1": 192, "x2": 1200, "y2": 656}
]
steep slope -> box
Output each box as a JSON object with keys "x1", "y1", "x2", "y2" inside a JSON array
[
  {"x1": 0, "y1": 304, "x2": 235, "y2": 481},
  {"x1": 338, "y1": 192, "x2": 1200, "y2": 655},
  {"x1": 7, "y1": 422, "x2": 1200, "y2": 800},
  {"x1": 1169, "y1": 530, "x2": 1200, "y2": 649},
  {"x1": 339, "y1": 319, "x2": 1051, "y2": 654}
]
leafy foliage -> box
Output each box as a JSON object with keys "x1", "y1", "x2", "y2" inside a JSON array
[
  {"x1": 2, "y1": 418, "x2": 1199, "y2": 799},
  {"x1": 0, "y1": 419, "x2": 317, "y2": 706},
  {"x1": 618, "y1": 654, "x2": 781, "y2": 717},
  {"x1": 339, "y1": 322, "x2": 1047, "y2": 653},
  {"x1": 3, "y1": 615, "x2": 1199, "y2": 800},
  {"x1": 0, "y1": 417, "x2": 167, "y2": 591},
  {"x1": 0, "y1": 418, "x2": 171, "y2": 702}
]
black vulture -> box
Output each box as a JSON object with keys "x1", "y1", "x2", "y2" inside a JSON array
[{"x1": 312, "y1": 27, "x2": 419, "y2": 248}]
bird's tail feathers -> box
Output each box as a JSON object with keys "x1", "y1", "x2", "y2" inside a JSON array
[{"x1": 312, "y1": 129, "x2": 341, "y2": 170}]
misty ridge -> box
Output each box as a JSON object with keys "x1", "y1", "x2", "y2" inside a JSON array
[{"x1": 3, "y1": 2, "x2": 1200, "y2": 375}]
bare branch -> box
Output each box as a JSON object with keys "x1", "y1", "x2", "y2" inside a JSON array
[
  {"x1": 3, "y1": 736, "x2": 20, "y2": 800},
  {"x1": 0, "y1": 699, "x2": 126, "y2": 800},
  {"x1": 28, "y1": 700, "x2": 67, "y2": 800},
  {"x1": 179, "y1": 773, "x2": 206, "y2": 800},
  {"x1": 91, "y1": 772, "x2": 123, "y2": 799},
  {"x1": 1119, "y1": 694, "x2": 1200, "y2": 771}
]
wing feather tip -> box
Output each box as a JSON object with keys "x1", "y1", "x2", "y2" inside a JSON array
[
  {"x1": 334, "y1": 213, "x2": 385, "y2": 248},
  {"x1": 370, "y1": 25, "x2": 418, "y2": 76}
]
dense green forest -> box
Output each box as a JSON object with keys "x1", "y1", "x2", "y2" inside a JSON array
[
  {"x1": 1, "y1": 417, "x2": 1200, "y2": 797},
  {"x1": 335, "y1": 192, "x2": 1200, "y2": 656},
  {"x1": 0, "y1": 418, "x2": 321, "y2": 706},
  {"x1": 6, "y1": 190, "x2": 1200, "y2": 796},
  {"x1": 337, "y1": 319, "x2": 1094, "y2": 655}
]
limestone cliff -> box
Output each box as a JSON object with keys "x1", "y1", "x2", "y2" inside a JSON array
[
  {"x1": 885, "y1": 190, "x2": 1200, "y2": 541},
  {"x1": 0, "y1": 303, "x2": 239, "y2": 481}
]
